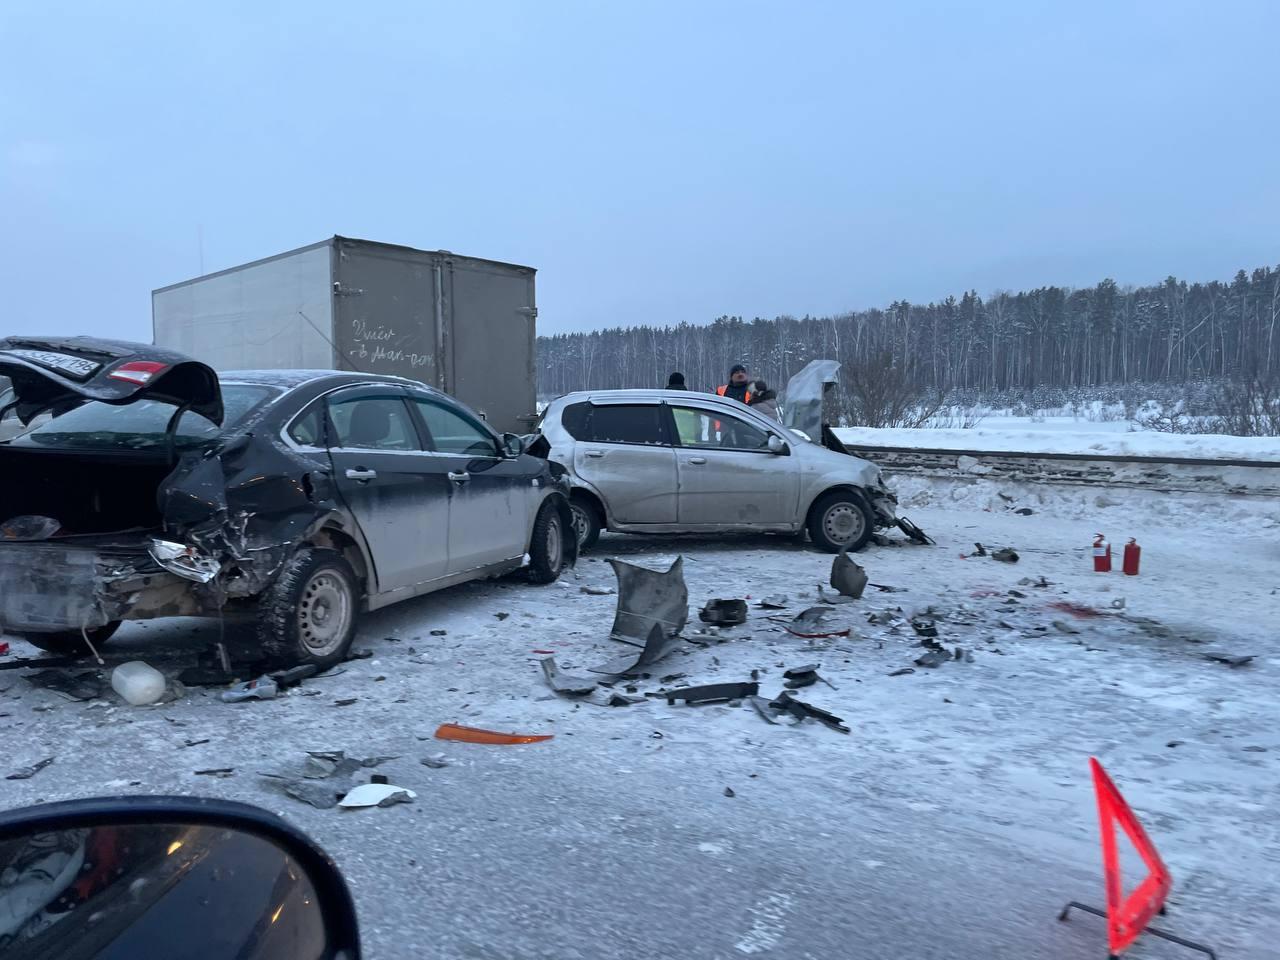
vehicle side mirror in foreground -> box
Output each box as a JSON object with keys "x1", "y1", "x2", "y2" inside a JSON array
[
  {"x1": 0, "y1": 796, "x2": 360, "y2": 960},
  {"x1": 767, "y1": 435, "x2": 788, "y2": 455},
  {"x1": 502, "y1": 433, "x2": 526, "y2": 458}
]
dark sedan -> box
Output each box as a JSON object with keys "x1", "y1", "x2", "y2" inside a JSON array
[{"x1": 0, "y1": 336, "x2": 574, "y2": 666}]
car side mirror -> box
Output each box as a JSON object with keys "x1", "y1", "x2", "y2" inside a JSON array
[
  {"x1": 502, "y1": 432, "x2": 526, "y2": 458},
  {"x1": 767, "y1": 435, "x2": 788, "y2": 455},
  {"x1": 0, "y1": 796, "x2": 362, "y2": 959}
]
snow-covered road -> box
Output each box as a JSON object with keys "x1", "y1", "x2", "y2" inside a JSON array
[{"x1": 3, "y1": 479, "x2": 1277, "y2": 959}]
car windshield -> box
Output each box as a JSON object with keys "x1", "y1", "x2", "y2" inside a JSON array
[{"x1": 1, "y1": 383, "x2": 279, "y2": 451}]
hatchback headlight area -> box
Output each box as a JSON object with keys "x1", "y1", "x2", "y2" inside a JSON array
[{"x1": 150, "y1": 539, "x2": 221, "y2": 584}]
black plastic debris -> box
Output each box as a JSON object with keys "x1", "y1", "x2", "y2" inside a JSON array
[
  {"x1": 271, "y1": 664, "x2": 318, "y2": 688},
  {"x1": 768, "y1": 691, "x2": 850, "y2": 733},
  {"x1": 25, "y1": 670, "x2": 104, "y2": 701},
  {"x1": 723, "y1": 786, "x2": 736, "y2": 798},
  {"x1": 194, "y1": 768, "x2": 234, "y2": 778},
  {"x1": 991, "y1": 547, "x2": 1019, "y2": 563},
  {"x1": 1014, "y1": 508, "x2": 1034, "y2": 516},
  {"x1": 6, "y1": 757, "x2": 54, "y2": 780},
  {"x1": 831, "y1": 551, "x2": 868, "y2": 599},
  {"x1": 757, "y1": 596, "x2": 789, "y2": 609},
  {"x1": 664, "y1": 681, "x2": 759, "y2": 706},
  {"x1": 430, "y1": 629, "x2": 447, "y2": 637},
  {"x1": 609, "y1": 556, "x2": 689, "y2": 645},
  {"x1": 588, "y1": 688, "x2": 646, "y2": 707},
  {"x1": 896, "y1": 516, "x2": 933, "y2": 545},
  {"x1": 783, "y1": 664, "x2": 822, "y2": 689},
  {"x1": 540, "y1": 657, "x2": 598, "y2": 696},
  {"x1": 1203, "y1": 652, "x2": 1255, "y2": 668},
  {"x1": 700, "y1": 599, "x2": 748, "y2": 627},
  {"x1": 869, "y1": 583, "x2": 906, "y2": 593},
  {"x1": 495, "y1": 612, "x2": 510, "y2": 621},
  {"x1": 914, "y1": 649, "x2": 951, "y2": 669},
  {"x1": 888, "y1": 667, "x2": 916, "y2": 677},
  {"x1": 182, "y1": 738, "x2": 211, "y2": 749},
  {"x1": 748, "y1": 696, "x2": 780, "y2": 724},
  {"x1": 972, "y1": 542, "x2": 988, "y2": 557},
  {"x1": 911, "y1": 618, "x2": 939, "y2": 639},
  {"x1": 333, "y1": 698, "x2": 358, "y2": 707},
  {"x1": 659, "y1": 672, "x2": 688, "y2": 684},
  {"x1": 589, "y1": 622, "x2": 684, "y2": 676},
  {"x1": 785, "y1": 607, "x2": 849, "y2": 638}
]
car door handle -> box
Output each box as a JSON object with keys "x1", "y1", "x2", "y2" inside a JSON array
[
  {"x1": 345, "y1": 468, "x2": 377, "y2": 481},
  {"x1": 584, "y1": 450, "x2": 605, "y2": 459},
  {"x1": 448, "y1": 471, "x2": 471, "y2": 484},
  {"x1": 688, "y1": 456, "x2": 707, "y2": 465}
]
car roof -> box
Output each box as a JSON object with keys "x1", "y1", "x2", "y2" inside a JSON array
[
  {"x1": 553, "y1": 388, "x2": 749, "y2": 411},
  {"x1": 221, "y1": 369, "x2": 428, "y2": 391}
]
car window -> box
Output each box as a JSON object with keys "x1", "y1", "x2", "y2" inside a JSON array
[
  {"x1": 583, "y1": 404, "x2": 665, "y2": 445},
  {"x1": 412, "y1": 398, "x2": 498, "y2": 457},
  {"x1": 327, "y1": 395, "x2": 419, "y2": 451},
  {"x1": 287, "y1": 404, "x2": 324, "y2": 447},
  {"x1": 558, "y1": 402, "x2": 590, "y2": 439},
  {"x1": 2, "y1": 384, "x2": 279, "y2": 451},
  {"x1": 671, "y1": 406, "x2": 771, "y2": 451}
]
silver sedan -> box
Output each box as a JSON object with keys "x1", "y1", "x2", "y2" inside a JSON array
[{"x1": 538, "y1": 389, "x2": 907, "y2": 552}]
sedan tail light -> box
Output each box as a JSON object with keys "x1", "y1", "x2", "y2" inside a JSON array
[{"x1": 109, "y1": 360, "x2": 169, "y2": 385}]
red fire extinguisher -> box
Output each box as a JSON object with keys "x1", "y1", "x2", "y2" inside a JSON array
[
  {"x1": 1093, "y1": 533, "x2": 1112, "y2": 572},
  {"x1": 1123, "y1": 538, "x2": 1141, "y2": 576}
]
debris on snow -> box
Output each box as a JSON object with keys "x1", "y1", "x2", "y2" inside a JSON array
[
  {"x1": 784, "y1": 607, "x2": 849, "y2": 638},
  {"x1": 589, "y1": 621, "x2": 684, "y2": 676},
  {"x1": 111, "y1": 661, "x2": 167, "y2": 706},
  {"x1": 914, "y1": 649, "x2": 951, "y2": 669},
  {"x1": 699, "y1": 599, "x2": 748, "y2": 626},
  {"x1": 991, "y1": 547, "x2": 1019, "y2": 563},
  {"x1": 723, "y1": 786, "x2": 736, "y2": 798},
  {"x1": 339, "y1": 783, "x2": 417, "y2": 808},
  {"x1": 757, "y1": 596, "x2": 789, "y2": 609},
  {"x1": 749, "y1": 696, "x2": 781, "y2": 724},
  {"x1": 26, "y1": 670, "x2": 104, "y2": 701},
  {"x1": 540, "y1": 657, "x2": 598, "y2": 696},
  {"x1": 587, "y1": 688, "x2": 647, "y2": 707},
  {"x1": 1202, "y1": 652, "x2": 1255, "y2": 668},
  {"x1": 434, "y1": 723, "x2": 553, "y2": 745},
  {"x1": 581, "y1": 585, "x2": 616, "y2": 596},
  {"x1": 609, "y1": 556, "x2": 689, "y2": 644},
  {"x1": 830, "y1": 551, "x2": 868, "y2": 599},
  {"x1": 6, "y1": 757, "x2": 54, "y2": 780},
  {"x1": 910, "y1": 618, "x2": 939, "y2": 639},
  {"x1": 193, "y1": 768, "x2": 234, "y2": 778},
  {"x1": 664, "y1": 682, "x2": 760, "y2": 706},
  {"x1": 220, "y1": 675, "x2": 279, "y2": 703},
  {"x1": 767, "y1": 691, "x2": 850, "y2": 733},
  {"x1": 420, "y1": 755, "x2": 450, "y2": 769},
  {"x1": 888, "y1": 667, "x2": 916, "y2": 677},
  {"x1": 347, "y1": 648, "x2": 374, "y2": 660}
]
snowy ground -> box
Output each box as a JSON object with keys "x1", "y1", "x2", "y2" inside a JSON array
[
  {"x1": 2, "y1": 478, "x2": 1278, "y2": 959},
  {"x1": 836, "y1": 413, "x2": 1280, "y2": 461}
]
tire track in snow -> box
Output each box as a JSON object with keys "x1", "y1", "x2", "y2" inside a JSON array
[{"x1": 734, "y1": 891, "x2": 794, "y2": 954}]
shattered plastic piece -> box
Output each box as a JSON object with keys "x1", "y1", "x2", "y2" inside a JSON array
[
  {"x1": 339, "y1": 783, "x2": 417, "y2": 808},
  {"x1": 815, "y1": 585, "x2": 855, "y2": 606},
  {"x1": 699, "y1": 599, "x2": 748, "y2": 626},
  {"x1": 540, "y1": 657, "x2": 597, "y2": 696},
  {"x1": 972, "y1": 542, "x2": 988, "y2": 557},
  {"x1": 888, "y1": 667, "x2": 915, "y2": 677},
  {"x1": 1014, "y1": 507, "x2": 1034, "y2": 516},
  {"x1": 26, "y1": 670, "x2": 104, "y2": 701},
  {"x1": 111, "y1": 661, "x2": 167, "y2": 706},
  {"x1": 420, "y1": 755, "x2": 449, "y2": 769},
  {"x1": 723, "y1": 786, "x2": 736, "y2": 798},
  {"x1": 784, "y1": 606, "x2": 849, "y2": 638},
  {"x1": 664, "y1": 682, "x2": 759, "y2": 705},
  {"x1": 1051, "y1": 621, "x2": 1080, "y2": 635},
  {"x1": 429, "y1": 629, "x2": 447, "y2": 636},
  {"x1": 1203, "y1": 652, "x2": 1254, "y2": 668},
  {"x1": 220, "y1": 675, "x2": 279, "y2": 703},
  {"x1": 910, "y1": 618, "x2": 939, "y2": 639},
  {"x1": 768, "y1": 691, "x2": 850, "y2": 733},
  {"x1": 333, "y1": 698, "x2": 358, "y2": 706},
  {"x1": 609, "y1": 556, "x2": 689, "y2": 645},
  {"x1": 757, "y1": 596, "x2": 789, "y2": 609},
  {"x1": 193, "y1": 768, "x2": 234, "y2": 778},
  {"x1": 270, "y1": 664, "x2": 318, "y2": 688},
  {"x1": 587, "y1": 688, "x2": 646, "y2": 707},
  {"x1": 581, "y1": 585, "x2": 616, "y2": 596},
  {"x1": 991, "y1": 547, "x2": 1019, "y2": 563},
  {"x1": 434, "y1": 723, "x2": 553, "y2": 745},
  {"x1": 589, "y1": 621, "x2": 684, "y2": 676},
  {"x1": 284, "y1": 779, "x2": 344, "y2": 809},
  {"x1": 869, "y1": 583, "x2": 906, "y2": 593},
  {"x1": 749, "y1": 696, "x2": 781, "y2": 724},
  {"x1": 6, "y1": 757, "x2": 54, "y2": 780},
  {"x1": 914, "y1": 649, "x2": 950, "y2": 669},
  {"x1": 830, "y1": 549, "x2": 868, "y2": 600},
  {"x1": 149, "y1": 538, "x2": 220, "y2": 584},
  {"x1": 495, "y1": 612, "x2": 510, "y2": 621},
  {"x1": 896, "y1": 516, "x2": 933, "y2": 545}
]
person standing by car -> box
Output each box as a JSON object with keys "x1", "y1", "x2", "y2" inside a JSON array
[
  {"x1": 716, "y1": 365, "x2": 752, "y2": 404},
  {"x1": 665, "y1": 372, "x2": 689, "y2": 390},
  {"x1": 748, "y1": 381, "x2": 780, "y2": 420}
]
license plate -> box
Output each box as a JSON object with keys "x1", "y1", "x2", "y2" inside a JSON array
[{"x1": 2, "y1": 349, "x2": 102, "y2": 381}]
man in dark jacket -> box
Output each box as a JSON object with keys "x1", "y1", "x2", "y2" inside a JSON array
[
  {"x1": 716, "y1": 364, "x2": 752, "y2": 404},
  {"x1": 665, "y1": 372, "x2": 689, "y2": 390}
]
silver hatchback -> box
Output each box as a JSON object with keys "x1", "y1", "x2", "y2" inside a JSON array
[{"x1": 538, "y1": 389, "x2": 913, "y2": 553}]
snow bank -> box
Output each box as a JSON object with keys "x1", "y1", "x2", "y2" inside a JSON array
[{"x1": 835, "y1": 418, "x2": 1280, "y2": 461}]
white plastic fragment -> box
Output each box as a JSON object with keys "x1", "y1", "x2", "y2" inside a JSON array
[
  {"x1": 110, "y1": 661, "x2": 167, "y2": 706},
  {"x1": 338, "y1": 783, "x2": 417, "y2": 808}
]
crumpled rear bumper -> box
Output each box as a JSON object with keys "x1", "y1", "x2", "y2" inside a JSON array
[{"x1": 0, "y1": 541, "x2": 201, "y2": 633}]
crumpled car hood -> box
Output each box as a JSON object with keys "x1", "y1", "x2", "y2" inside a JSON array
[{"x1": 781, "y1": 359, "x2": 840, "y2": 443}]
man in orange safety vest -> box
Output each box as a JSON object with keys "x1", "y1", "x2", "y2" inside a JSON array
[{"x1": 715, "y1": 364, "x2": 752, "y2": 405}]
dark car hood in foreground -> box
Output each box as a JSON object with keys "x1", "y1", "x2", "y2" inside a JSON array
[{"x1": 0, "y1": 336, "x2": 223, "y2": 425}]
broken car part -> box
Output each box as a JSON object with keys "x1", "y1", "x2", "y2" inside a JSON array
[
  {"x1": 784, "y1": 606, "x2": 851, "y2": 639},
  {"x1": 6, "y1": 757, "x2": 54, "y2": 780},
  {"x1": 338, "y1": 783, "x2": 417, "y2": 809},
  {"x1": 608, "y1": 556, "x2": 689, "y2": 645},
  {"x1": 830, "y1": 550, "x2": 868, "y2": 599},
  {"x1": 434, "y1": 723, "x2": 554, "y2": 745},
  {"x1": 664, "y1": 681, "x2": 760, "y2": 706},
  {"x1": 220, "y1": 675, "x2": 279, "y2": 703},
  {"x1": 110, "y1": 660, "x2": 167, "y2": 706},
  {"x1": 768, "y1": 691, "x2": 850, "y2": 733},
  {"x1": 991, "y1": 547, "x2": 1019, "y2": 563},
  {"x1": 699, "y1": 599, "x2": 748, "y2": 627},
  {"x1": 748, "y1": 696, "x2": 781, "y2": 724},
  {"x1": 757, "y1": 596, "x2": 788, "y2": 609},
  {"x1": 589, "y1": 621, "x2": 685, "y2": 676},
  {"x1": 540, "y1": 657, "x2": 598, "y2": 696},
  {"x1": 24, "y1": 669, "x2": 104, "y2": 701},
  {"x1": 149, "y1": 539, "x2": 221, "y2": 584}
]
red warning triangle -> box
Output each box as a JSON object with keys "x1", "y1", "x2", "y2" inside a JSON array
[{"x1": 1090, "y1": 757, "x2": 1173, "y2": 955}]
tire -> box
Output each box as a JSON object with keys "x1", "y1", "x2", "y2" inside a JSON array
[
  {"x1": 15, "y1": 622, "x2": 121, "y2": 658},
  {"x1": 257, "y1": 548, "x2": 359, "y2": 668},
  {"x1": 807, "y1": 490, "x2": 875, "y2": 554},
  {"x1": 569, "y1": 495, "x2": 602, "y2": 551},
  {"x1": 528, "y1": 499, "x2": 568, "y2": 584}
]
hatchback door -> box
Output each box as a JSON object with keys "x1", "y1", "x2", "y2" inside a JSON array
[
  {"x1": 407, "y1": 393, "x2": 531, "y2": 574},
  {"x1": 569, "y1": 402, "x2": 676, "y2": 524},
  {"x1": 667, "y1": 404, "x2": 799, "y2": 525},
  {"x1": 323, "y1": 386, "x2": 450, "y2": 593}
]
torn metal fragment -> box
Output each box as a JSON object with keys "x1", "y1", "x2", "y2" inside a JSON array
[
  {"x1": 149, "y1": 538, "x2": 221, "y2": 584},
  {"x1": 699, "y1": 599, "x2": 748, "y2": 627},
  {"x1": 540, "y1": 657, "x2": 597, "y2": 696},
  {"x1": 589, "y1": 622, "x2": 684, "y2": 676},
  {"x1": 749, "y1": 696, "x2": 781, "y2": 724},
  {"x1": 608, "y1": 556, "x2": 689, "y2": 645},
  {"x1": 830, "y1": 551, "x2": 868, "y2": 599},
  {"x1": 664, "y1": 681, "x2": 759, "y2": 706}
]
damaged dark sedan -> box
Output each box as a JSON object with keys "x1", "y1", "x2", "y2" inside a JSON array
[{"x1": 0, "y1": 337, "x2": 575, "y2": 667}]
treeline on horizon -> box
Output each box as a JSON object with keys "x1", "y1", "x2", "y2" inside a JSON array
[{"x1": 537, "y1": 264, "x2": 1280, "y2": 399}]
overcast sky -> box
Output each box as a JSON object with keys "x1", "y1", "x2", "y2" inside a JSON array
[{"x1": 2, "y1": 1, "x2": 1277, "y2": 341}]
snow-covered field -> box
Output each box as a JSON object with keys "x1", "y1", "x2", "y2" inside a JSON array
[
  {"x1": 837, "y1": 411, "x2": 1280, "y2": 461},
  {"x1": 3, "y1": 471, "x2": 1278, "y2": 958}
]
